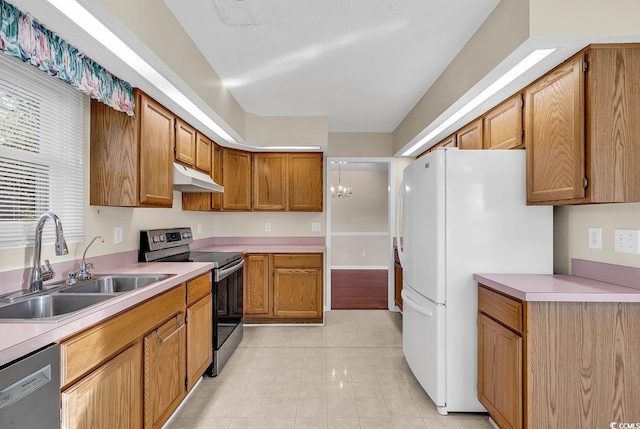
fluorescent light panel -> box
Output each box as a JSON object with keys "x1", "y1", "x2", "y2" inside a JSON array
[
  {"x1": 46, "y1": 0, "x2": 237, "y2": 144},
  {"x1": 401, "y1": 48, "x2": 556, "y2": 156}
]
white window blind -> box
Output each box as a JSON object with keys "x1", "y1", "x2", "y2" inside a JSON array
[{"x1": 0, "y1": 53, "x2": 84, "y2": 249}]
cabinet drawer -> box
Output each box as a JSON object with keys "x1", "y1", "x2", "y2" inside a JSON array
[
  {"x1": 60, "y1": 285, "x2": 186, "y2": 389},
  {"x1": 273, "y1": 253, "x2": 323, "y2": 268},
  {"x1": 187, "y1": 272, "x2": 211, "y2": 305},
  {"x1": 478, "y1": 285, "x2": 523, "y2": 334}
]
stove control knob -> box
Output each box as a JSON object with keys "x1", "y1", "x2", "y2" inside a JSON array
[
  {"x1": 159, "y1": 234, "x2": 166, "y2": 242},
  {"x1": 182, "y1": 232, "x2": 189, "y2": 239}
]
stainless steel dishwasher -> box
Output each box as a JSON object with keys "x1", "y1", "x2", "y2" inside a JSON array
[{"x1": 0, "y1": 344, "x2": 60, "y2": 429}]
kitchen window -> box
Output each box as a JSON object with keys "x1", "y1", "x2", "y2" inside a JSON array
[{"x1": 0, "y1": 54, "x2": 84, "y2": 248}]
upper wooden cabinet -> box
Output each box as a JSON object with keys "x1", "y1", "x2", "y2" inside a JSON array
[
  {"x1": 457, "y1": 118, "x2": 483, "y2": 150},
  {"x1": 222, "y1": 148, "x2": 252, "y2": 210},
  {"x1": 525, "y1": 54, "x2": 585, "y2": 204},
  {"x1": 195, "y1": 133, "x2": 212, "y2": 174},
  {"x1": 253, "y1": 153, "x2": 288, "y2": 211},
  {"x1": 212, "y1": 143, "x2": 222, "y2": 210},
  {"x1": 91, "y1": 89, "x2": 174, "y2": 207},
  {"x1": 175, "y1": 119, "x2": 196, "y2": 167},
  {"x1": 526, "y1": 45, "x2": 640, "y2": 205},
  {"x1": 288, "y1": 153, "x2": 323, "y2": 211},
  {"x1": 484, "y1": 94, "x2": 524, "y2": 150}
]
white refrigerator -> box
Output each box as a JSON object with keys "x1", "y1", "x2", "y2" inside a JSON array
[{"x1": 396, "y1": 148, "x2": 552, "y2": 415}]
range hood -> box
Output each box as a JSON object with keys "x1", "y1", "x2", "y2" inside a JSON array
[{"x1": 173, "y1": 163, "x2": 224, "y2": 193}]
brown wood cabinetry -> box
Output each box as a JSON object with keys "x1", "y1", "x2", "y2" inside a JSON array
[
  {"x1": 288, "y1": 153, "x2": 323, "y2": 211},
  {"x1": 526, "y1": 45, "x2": 640, "y2": 205},
  {"x1": 90, "y1": 90, "x2": 174, "y2": 207},
  {"x1": 175, "y1": 118, "x2": 196, "y2": 167},
  {"x1": 195, "y1": 133, "x2": 212, "y2": 174},
  {"x1": 273, "y1": 254, "x2": 323, "y2": 318},
  {"x1": 393, "y1": 246, "x2": 403, "y2": 311},
  {"x1": 222, "y1": 148, "x2": 252, "y2": 210},
  {"x1": 484, "y1": 94, "x2": 524, "y2": 150},
  {"x1": 212, "y1": 143, "x2": 222, "y2": 209},
  {"x1": 244, "y1": 254, "x2": 270, "y2": 316},
  {"x1": 417, "y1": 133, "x2": 456, "y2": 158},
  {"x1": 253, "y1": 153, "x2": 287, "y2": 210},
  {"x1": 457, "y1": 118, "x2": 483, "y2": 150},
  {"x1": 143, "y1": 314, "x2": 186, "y2": 429},
  {"x1": 61, "y1": 344, "x2": 142, "y2": 429},
  {"x1": 244, "y1": 253, "x2": 323, "y2": 323},
  {"x1": 61, "y1": 273, "x2": 213, "y2": 429},
  {"x1": 478, "y1": 283, "x2": 640, "y2": 428}
]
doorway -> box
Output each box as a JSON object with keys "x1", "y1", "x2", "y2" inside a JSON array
[{"x1": 325, "y1": 157, "x2": 395, "y2": 311}]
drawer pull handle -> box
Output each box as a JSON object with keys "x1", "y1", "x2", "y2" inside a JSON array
[{"x1": 156, "y1": 315, "x2": 184, "y2": 343}]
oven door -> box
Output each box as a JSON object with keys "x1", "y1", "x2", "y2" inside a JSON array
[{"x1": 214, "y1": 259, "x2": 244, "y2": 348}]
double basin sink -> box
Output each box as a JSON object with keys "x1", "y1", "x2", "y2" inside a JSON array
[{"x1": 0, "y1": 274, "x2": 172, "y2": 322}]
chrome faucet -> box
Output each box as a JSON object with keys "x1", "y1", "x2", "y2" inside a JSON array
[
  {"x1": 68, "y1": 236, "x2": 104, "y2": 284},
  {"x1": 28, "y1": 212, "x2": 68, "y2": 293}
]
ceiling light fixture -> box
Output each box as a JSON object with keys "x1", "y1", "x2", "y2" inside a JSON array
[
  {"x1": 401, "y1": 48, "x2": 556, "y2": 156},
  {"x1": 46, "y1": 0, "x2": 237, "y2": 145},
  {"x1": 331, "y1": 162, "x2": 352, "y2": 198}
]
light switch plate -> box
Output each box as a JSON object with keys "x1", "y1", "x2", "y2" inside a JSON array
[
  {"x1": 614, "y1": 229, "x2": 640, "y2": 254},
  {"x1": 114, "y1": 227, "x2": 123, "y2": 244},
  {"x1": 311, "y1": 222, "x2": 321, "y2": 232},
  {"x1": 197, "y1": 224, "x2": 202, "y2": 234}
]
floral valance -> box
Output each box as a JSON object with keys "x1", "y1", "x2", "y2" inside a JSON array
[{"x1": 0, "y1": 0, "x2": 134, "y2": 116}]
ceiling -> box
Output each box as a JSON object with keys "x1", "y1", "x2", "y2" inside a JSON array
[{"x1": 164, "y1": 0, "x2": 500, "y2": 133}]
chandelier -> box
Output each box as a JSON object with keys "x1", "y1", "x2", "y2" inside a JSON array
[{"x1": 331, "y1": 162, "x2": 352, "y2": 198}]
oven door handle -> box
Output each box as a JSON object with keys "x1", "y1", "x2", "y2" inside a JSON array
[{"x1": 215, "y1": 259, "x2": 245, "y2": 282}]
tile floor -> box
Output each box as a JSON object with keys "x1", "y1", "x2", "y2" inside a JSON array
[{"x1": 167, "y1": 310, "x2": 492, "y2": 429}]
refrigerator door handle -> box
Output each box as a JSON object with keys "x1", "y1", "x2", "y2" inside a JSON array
[
  {"x1": 395, "y1": 181, "x2": 406, "y2": 267},
  {"x1": 401, "y1": 290, "x2": 433, "y2": 317}
]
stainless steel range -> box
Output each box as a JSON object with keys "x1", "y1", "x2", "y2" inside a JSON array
[{"x1": 139, "y1": 227, "x2": 243, "y2": 376}]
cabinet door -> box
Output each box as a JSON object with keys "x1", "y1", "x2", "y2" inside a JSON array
[
  {"x1": 62, "y1": 343, "x2": 142, "y2": 429},
  {"x1": 457, "y1": 118, "x2": 483, "y2": 150},
  {"x1": 525, "y1": 55, "x2": 585, "y2": 203},
  {"x1": 186, "y1": 295, "x2": 212, "y2": 391},
  {"x1": 478, "y1": 313, "x2": 522, "y2": 429},
  {"x1": 273, "y1": 267, "x2": 323, "y2": 318},
  {"x1": 484, "y1": 94, "x2": 523, "y2": 150},
  {"x1": 144, "y1": 314, "x2": 186, "y2": 429},
  {"x1": 244, "y1": 254, "x2": 270, "y2": 316},
  {"x1": 212, "y1": 143, "x2": 222, "y2": 210},
  {"x1": 288, "y1": 153, "x2": 323, "y2": 211},
  {"x1": 222, "y1": 148, "x2": 252, "y2": 210},
  {"x1": 253, "y1": 153, "x2": 287, "y2": 210},
  {"x1": 175, "y1": 119, "x2": 196, "y2": 167},
  {"x1": 139, "y1": 94, "x2": 175, "y2": 206},
  {"x1": 195, "y1": 133, "x2": 212, "y2": 173}
]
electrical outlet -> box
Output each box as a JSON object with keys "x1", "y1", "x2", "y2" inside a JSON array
[
  {"x1": 588, "y1": 227, "x2": 602, "y2": 249},
  {"x1": 311, "y1": 222, "x2": 321, "y2": 232},
  {"x1": 265, "y1": 222, "x2": 271, "y2": 232},
  {"x1": 361, "y1": 251, "x2": 366, "y2": 258},
  {"x1": 614, "y1": 229, "x2": 640, "y2": 254},
  {"x1": 114, "y1": 226, "x2": 123, "y2": 244},
  {"x1": 197, "y1": 224, "x2": 202, "y2": 234}
]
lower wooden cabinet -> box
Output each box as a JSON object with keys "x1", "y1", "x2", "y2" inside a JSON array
[
  {"x1": 244, "y1": 253, "x2": 323, "y2": 322},
  {"x1": 478, "y1": 283, "x2": 640, "y2": 429},
  {"x1": 61, "y1": 343, "x2": 142, "y2": 429},
  {"x1": 144, "y1": 314, "x2": 186, "y2": 429},
  {"x1": 478, "y1": 313, "x2": 522, "y2": 429},
  {"x1": 60, "y1": 273, "x2": 213, "y2": 429},
  {"x1": 187, "y1": 294, "x2": 212, "y2": 391}
]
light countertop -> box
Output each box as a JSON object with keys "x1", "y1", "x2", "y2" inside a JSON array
[
  {"x1": 0, "y1": 262, "x2": 213, "y2": 366},
  {"x1": 474, "y1": 273, "x2": 640, "y2": 302}
]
